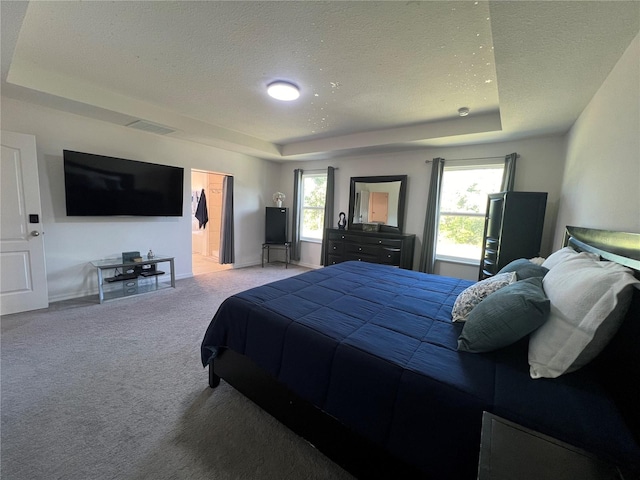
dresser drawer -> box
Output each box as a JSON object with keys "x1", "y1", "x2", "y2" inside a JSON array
[
  {"x1": 482, "y1": 258, "x2": 497, "y2": 275},
  {"x1": 344, "y1": 252, "x2": 379, "y2": 263},
  {"x1": 360, "y1": 236, "x2": 403, "y2": 248},
  {"x1": 485, "y1": 237, "x2": 499, "y2": 250},
  {"x1": 380, "y1": 247, "x2": 401, "y2": 265},
  {"x1": 326, "y1": 254, "x2": 343, "y2": 266},
  {"x1": 328, "y1": 232, "x2": 361, "y2": 243},
  {"x1": 345, "y1": 243, "x2": 380, "y2": 256},
  {"x1": 484, "y1": 248, "x2": 497, "y2": 262},
  {"x1": 328, "y1": 241, "x2": 344, "y2": 255}
]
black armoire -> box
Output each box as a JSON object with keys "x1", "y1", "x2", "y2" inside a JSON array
[
  {"x1": 265, "y1": 207, "x2": 288, "y2": 244},
  {"x1": 479, "y1": 191, "x2": 547, "y2": 280}
]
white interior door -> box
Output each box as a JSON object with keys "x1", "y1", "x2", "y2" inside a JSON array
[{"x1": 1, "y1": 131, "x2": 48, "y2": 315}]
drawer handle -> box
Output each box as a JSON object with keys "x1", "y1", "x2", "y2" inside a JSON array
[
  {"x1": 358, "y1": 247, "x2": 362, "y2": 251},
  {"x1": 341, "y1": 235, "x2": 345, "y2": 239},
  {"x1": 333, "y1": 246, "x2": 337, "y2": 250},
  {"x1": 378, "y1": 240, "x2": 382, "y2": 244}
]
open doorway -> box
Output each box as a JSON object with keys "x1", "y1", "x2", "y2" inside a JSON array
[{"x1": 191, "y1": 169, "x2": 232, "y2": 275}]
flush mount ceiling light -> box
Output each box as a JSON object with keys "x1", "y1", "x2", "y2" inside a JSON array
[
  {"x1": 267, "y1": 81, "x2": 300, "y2": 101},
  {"x1": 458, "y1": 107, "x2": 470, "y2": 117}
]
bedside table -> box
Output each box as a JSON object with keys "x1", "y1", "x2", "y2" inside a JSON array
[{"x1": 478, "y1": 412, "x2": 631, "y2": 480}]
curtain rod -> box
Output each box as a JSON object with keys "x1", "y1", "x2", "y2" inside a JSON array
[
  {"x1": 299, "y1": 167, "x2": 339, "y2": 172},
  {"x1": 425, "y1": 155, "x2": 518, "y2": 163}
]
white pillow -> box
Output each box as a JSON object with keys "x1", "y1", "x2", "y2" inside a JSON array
[
  {"x1": 451, "y1": 272, "x2": 516, "y2": 322},
  {"x1": 540, "y1": 246, "x2": 598, "y2": 270},
  {"x1": 528, "y1": 256, "x2": 639, "y2": 379}
]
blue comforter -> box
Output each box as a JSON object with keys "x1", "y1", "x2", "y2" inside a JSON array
[{"x1": 201, "y1": 261, "x2": 639, "y2": 477}]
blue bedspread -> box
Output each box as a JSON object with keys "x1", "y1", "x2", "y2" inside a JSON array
[{"x1": 201, "y1": 261, "x2": 640, "y2": 477}]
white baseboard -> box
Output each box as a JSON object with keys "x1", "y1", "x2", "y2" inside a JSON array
[{"x1": 294, "y1": 261, "x2": 322, "y2": 270}]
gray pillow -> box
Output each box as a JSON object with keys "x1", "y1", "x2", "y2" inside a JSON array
[
  {"x1": 498, "y1": 258, "x2": 549, "y2": 280},
  {"x1": 458, "y1": 277, "x2": 550, "y2": 353}
]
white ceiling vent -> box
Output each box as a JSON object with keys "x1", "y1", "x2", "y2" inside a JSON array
[{"x1": 126, "y1": 120, "x2": 176, "y2": 135}]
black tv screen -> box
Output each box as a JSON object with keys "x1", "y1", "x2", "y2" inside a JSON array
[{"x1": 63, "y1": 150, "x2": 184, "y2": 216}]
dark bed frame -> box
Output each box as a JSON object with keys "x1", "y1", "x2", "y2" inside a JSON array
[{"x1": 207, "y1": 226, "x2": 640, "y2": 479}]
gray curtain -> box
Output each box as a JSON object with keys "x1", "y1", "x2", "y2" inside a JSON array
[
  {"x1": 320, "y1": 166, "x2": 335, "y2": 265},
  {"x1": 291, "y1": 169, "x2": 303, "y2": 261},
  {"x1": 418, "y1": 158, "x2": 445, "y2": 273},
  {"x1": 501, "y1": 152, "x2": 517, "y2": 191},
  {"x1": 219, "y1": 175, "x2": 235, "y2": 264}
]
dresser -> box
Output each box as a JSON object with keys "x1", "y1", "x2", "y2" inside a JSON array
[
  {"x1": 479, "y1": 191, "x2": 547, "y2": 280},
  {"x1": 324, "y1": 228, "x2": 415, "y2": 269}
]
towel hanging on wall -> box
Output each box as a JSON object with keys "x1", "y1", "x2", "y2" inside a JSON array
[{"x1": 195, "y1": 188, "x2": 208, "y2": 229}]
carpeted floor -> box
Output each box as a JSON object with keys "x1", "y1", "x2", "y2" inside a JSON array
[{"x1": 1, "y1": 264, "x2": 354, "y2": 480}]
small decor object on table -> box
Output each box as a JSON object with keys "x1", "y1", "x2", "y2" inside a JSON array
[
  {"x1": 273, "y1": 192, "x2": 286, "y2": 208},
  {"x1": 338, "y1": 212, "x2": 346, "y2": 230},
  {"x1": 362, "y1": 222, "x2": 380, "y2": 232},
  {"x1": 147, "y1": 249, "x2": 154, "y2": 259}
]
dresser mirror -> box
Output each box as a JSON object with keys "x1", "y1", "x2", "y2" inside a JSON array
[{"x1": 348, "y1": 175, "x2": 407, "y2": 233}]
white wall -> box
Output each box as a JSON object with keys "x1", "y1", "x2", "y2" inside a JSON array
[
  {"x1": 1, "y1": 97, "x2": 280, "y2": 301},
  {"x1": 555, "y1": 33, "x2": 640, "y2": 246},
  {"x1": 278, "y1": 135, "x2": 567, "y2": 279}
]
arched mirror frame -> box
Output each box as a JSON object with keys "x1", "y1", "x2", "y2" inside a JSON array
[{"x1": 348, "y1": 175, "x2": 408, "y2": 233}]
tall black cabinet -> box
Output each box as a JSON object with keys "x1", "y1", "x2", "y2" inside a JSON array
[{"x1": 479, "y1": 192, "x2": 547, "y2": 280}]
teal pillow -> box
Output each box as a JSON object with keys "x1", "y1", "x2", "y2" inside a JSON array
[
  {"x1": 498, "y1": 258, "x2": 549, "y2": 280},
  {"x1": 458, "y1": 277, "x2": 550, "y2": 353}
]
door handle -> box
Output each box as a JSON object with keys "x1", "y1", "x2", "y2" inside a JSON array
[{"x1": 31, "y1": 231, "x2": 40, "y2": 237}]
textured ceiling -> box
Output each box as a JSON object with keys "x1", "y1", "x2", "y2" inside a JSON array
[{"x1": 2, "y1": 1, "x2": 639, "y2": 161}]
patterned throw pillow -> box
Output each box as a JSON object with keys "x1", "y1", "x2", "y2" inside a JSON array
[{"x1": 451, "y1": 272, "x2": 516, "y2": 322}]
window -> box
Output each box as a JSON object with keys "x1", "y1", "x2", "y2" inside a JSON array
[
  {"x1": 300, "y1": 172, "x2": 327, "y2": 241},
  {"x1": 436, "y1": 164, "x2": 504, "y2": 262}
]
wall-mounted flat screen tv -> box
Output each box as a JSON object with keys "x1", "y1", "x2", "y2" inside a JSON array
[{"x1": 63, "y1": 150, "x2": 184, "y2": 216}]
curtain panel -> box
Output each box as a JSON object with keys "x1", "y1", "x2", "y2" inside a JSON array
[
  {"x1": 220, "y1": 175, "x2": 235, "y2": 264},
  {"x1": 320, "y1": 167, "x2": 335, "y2": 265},
  {"x1": 501, "y1": 152, "x2": 518, "y2": 191},
  {"x1": 291, "y1": 169, "x2": 303, "y2": 261},
  {"x1": 418, "y1": 158, "x2": 445, "y2": 273}
]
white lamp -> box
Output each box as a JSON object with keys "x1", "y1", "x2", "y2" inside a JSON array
[{"x1": 267, "y1": 81, "x2": 300, "y2": 101}]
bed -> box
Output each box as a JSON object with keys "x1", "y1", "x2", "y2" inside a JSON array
[{"x1": 201, "y1": 226, "x2": 640, "y2": 479}]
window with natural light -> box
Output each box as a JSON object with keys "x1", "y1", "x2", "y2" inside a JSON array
[
  {"x1": 300, "y1": 173, "x2": 327, "y2": 241},
  {"x1": 436, "y1": 165, "x2": 504, "y2": 262}
]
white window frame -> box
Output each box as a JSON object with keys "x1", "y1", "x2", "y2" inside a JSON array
[
  {"x1": 300, "y1": 172, "x2": 327, "y2": 243},
  {"x1": 435, "y1": 160, "x2": 504, "y2": 264}
]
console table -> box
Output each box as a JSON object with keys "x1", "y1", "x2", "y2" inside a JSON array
[{"x1": 91, "y1": 255, "x2": 175, "y2": 303}]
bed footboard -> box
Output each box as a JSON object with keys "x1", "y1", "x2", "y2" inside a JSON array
[{"x1": 209, "y1": 348, "x2": 427, "y2": 479}]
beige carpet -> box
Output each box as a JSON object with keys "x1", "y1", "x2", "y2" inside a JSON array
[
  {"x1": 1, "y1": 264, "x2": 354, "y2": 480},
  {"x1": 192, "y1": 253, "x2": 232, "y2": 276}
]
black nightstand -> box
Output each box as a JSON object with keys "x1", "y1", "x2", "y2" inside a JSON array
[{"x1": 478, "y1": 412, "x2": 631, "y2": 480}]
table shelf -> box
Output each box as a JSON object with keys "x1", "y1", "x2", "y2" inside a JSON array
[{"x1": 91, "y1": 255, "x2": 175, "y2": 304}]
